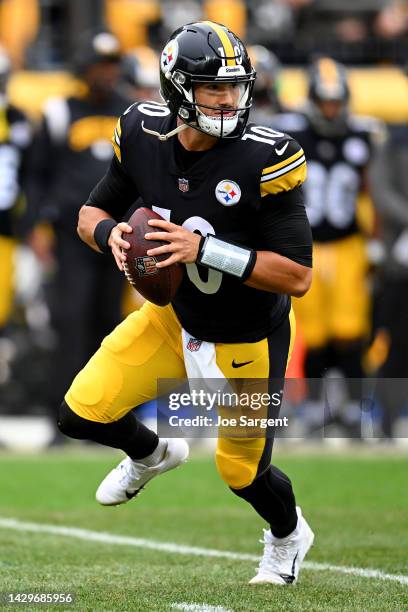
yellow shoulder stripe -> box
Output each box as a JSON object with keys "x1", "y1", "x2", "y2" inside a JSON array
[
  {"x1": 260, "y1": 161, "x2": 307, "y2": 197},
  {"x1": 111, "y1": 117, "x2": 122, "y2": 162},
  {"x1": 262, "y1": 147, "x2": 304, "y2": 177},
  {"x1": 115, "y1": 117, "x2": 122, "y2": 139},
  {"x1": 203, "y1": 21, "x2": 236, "y2": 66},
  {"x1": 111, "y1": 138, "x2": 121, "y2": 162}
]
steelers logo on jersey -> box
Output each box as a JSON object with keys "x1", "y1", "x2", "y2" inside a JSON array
[
  {"x1": 215, "y1": 180, "x2": 241, "y2": 206},
  {"x1": 161, "y1": 40, "x2": 179, "y2": 73}
]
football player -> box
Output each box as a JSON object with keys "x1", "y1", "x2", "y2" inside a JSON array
[
  {"x1": 248, "y1": 45, "x2": 284, "y2": 124},
  {"x1": 275, "y1": 58, "x2": 383, "y2": 432},
  {"x1": 58, "y1": 22, "x2": 314, "y2": 585},
  {"x1": 120, "y1": 47, "x2": 161, "y2": 103},
  {"x1": 0, "y1": 47, "x2": 32, "y2": 336}
]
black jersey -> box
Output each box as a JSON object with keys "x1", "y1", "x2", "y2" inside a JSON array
[
  {"x1": 274, "y1": 112, "x2": 380, "y2": 243},
  {"x1": 0, "y1": 105, "x2": 32, "y2": 237},
  {"x1": 88, "y1": 101, "x2": 311, "y2": 343}
]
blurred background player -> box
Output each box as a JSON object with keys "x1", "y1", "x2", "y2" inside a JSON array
[
  {"x1": 248, "y1": 44, "x2": 284, "y2": 124},
  {"x1": 275, "y1": 57, "x2": 383, "y2": 436},
  {"x1": 0, "y1": 46, "x2": 32, "y2": 380},
  {"x1": 120, "y1": 46, "x2": 161, "y2": 103},
  {"x1": 25, "y1": 30, "x2": 132, "y2": 440}
]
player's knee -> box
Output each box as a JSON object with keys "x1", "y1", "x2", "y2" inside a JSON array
[
  {"x1": 215, "y1": 449, "x2": 255, "y2": 489},
  {"x1": 57, "y1": 400, "x2": 91, "y2": 439}
]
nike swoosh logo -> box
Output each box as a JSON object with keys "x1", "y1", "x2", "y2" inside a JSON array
[
  {"x1": 275, "y1": 141, "x2": 289, "y2": 156},
  {"x1": 232, "y1": 360, "x2": 254, "y2": 368},
  {"x1": 279, "y1": 573, "x2": 295, "y2": 584},
  {"x1": 125, "y1": 486, "x2": 144, "y2": 500}
]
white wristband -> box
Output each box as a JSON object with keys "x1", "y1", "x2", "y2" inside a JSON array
[{"x1": 198, "y1": 234, "x2": 256, "y2": 280}]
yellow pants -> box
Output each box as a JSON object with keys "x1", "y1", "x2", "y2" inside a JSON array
[
  {"x1": 66, "y1": 301, "x2": 295, "y2": 489},
  {"x1": 294, "y1": 234, "x2": 369, "y2": 348},
  {"x1": 0, "y1": 236, "x2": 17, "y2": 327}
]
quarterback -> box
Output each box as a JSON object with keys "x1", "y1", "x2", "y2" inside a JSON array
[{"x1": 58, "y1": 21, "x2": 314, "y2": 585}]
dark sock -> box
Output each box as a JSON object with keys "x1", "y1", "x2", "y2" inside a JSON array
[
  {"x1": 58, "y1": 400, "x2": 158, "y2": 460},
  {"x1": 231, "y1": 464, "x2": 298, "y2": 538}
]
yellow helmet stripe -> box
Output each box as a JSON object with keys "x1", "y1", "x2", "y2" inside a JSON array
[
  {"x1": 318, "y1": 58, "x2": 338, "y2": 86},
  {"x1": 203, "y1": 21, "x2": 236, "y2": 66}
]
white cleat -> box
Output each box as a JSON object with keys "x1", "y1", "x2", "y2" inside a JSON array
[
  {"x1": 96, "y1": 438, "x2": 189, "y2": 506},
  {"x1": 249, "y1": 507, "x2": 314, "y2": 585}
]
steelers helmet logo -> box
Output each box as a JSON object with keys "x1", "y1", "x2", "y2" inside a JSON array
[
  {"x1": 160, "y1": 40, "x2": 179, "y2": 74},
  {"x1": 215, "y1": 180, "x2": 241, "y2": 206}
]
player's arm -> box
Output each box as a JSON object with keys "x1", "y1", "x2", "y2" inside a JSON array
[
  {"x1": 244, "y1": 187, "x2": 312, "y2": 296},
  {"x1": 244, "y1": 139, "x2": 311, "y2": 296},
  {"x1": 77, "y1": 117, "x2": 139, "y2": 270},
  {"x1": 245, "y1": 253, "x2": 311, "y2": 297},
  {"x1": 145, "y1": 191, "x2": 312, "y2": 297}
]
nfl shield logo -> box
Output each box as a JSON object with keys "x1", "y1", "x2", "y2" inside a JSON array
[
  {"x1": 187, "y1": 337, "x2": 202, "y2": 352},
  {"x1": 178, "y1": 178, "x2": 189, "y2": 192},
  {"x1": 136, "y1": 255, "x2": 158, "y2": 277}
]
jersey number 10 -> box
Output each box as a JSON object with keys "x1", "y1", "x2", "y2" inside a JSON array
[{"x1": 152, "y1": 206, "x2": 223, "y2": 295}]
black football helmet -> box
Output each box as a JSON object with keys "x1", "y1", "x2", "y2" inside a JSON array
[
  {"x1": 306, "y1": 57, "x2": 350, "y2": 136},
  {"x1": 249, "y1": 45, "x2": 282, "y2": 109},
  {"x1": 159, "y1": 21, "x2": 256, "y2": 138},
  {"x1": 309, "y1": 57, "x2": 349, "y2": 104}
]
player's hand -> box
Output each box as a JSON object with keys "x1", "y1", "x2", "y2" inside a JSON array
[
  {"x1": 108, "y1": 222, "x2": 133, "y2": 271},
  {"x1": 145, "y1": 219, "x2": 201, "y2": 268}
]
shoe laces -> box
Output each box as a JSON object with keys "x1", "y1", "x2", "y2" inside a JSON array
[
  {"x1": 117, "y1": 458, "x2": 149, "y2": 487},
  {"x1": 256, "y1": 528, "x2": 297, "y2": 574}
]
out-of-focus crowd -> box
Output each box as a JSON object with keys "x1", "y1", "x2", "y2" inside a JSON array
[
  {"x1": 2, "y1": 0, "x2": 408, "y2": 68},
  {"x1": 1, "y1": 0, "x2": 408, "y2": 445}
]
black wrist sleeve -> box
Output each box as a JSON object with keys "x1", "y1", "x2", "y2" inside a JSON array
[{"x1": 94, "y1": 219, "x2": 117, "y2": 253}]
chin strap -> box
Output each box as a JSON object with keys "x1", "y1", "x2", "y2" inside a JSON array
[{"x1": 141, "y1": 120, "x2": 191, "y2": 141}]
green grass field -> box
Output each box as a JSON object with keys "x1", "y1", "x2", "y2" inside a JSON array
[{"x1": 0, "y1": 447, "x2": 407, "y2": 611}]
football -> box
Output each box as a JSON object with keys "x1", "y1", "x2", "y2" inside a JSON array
[{"x1": 122, "y1": 207, "x2": 183, "y2": 306}]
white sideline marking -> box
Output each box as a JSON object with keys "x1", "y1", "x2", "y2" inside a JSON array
[
  {"x1": 0, "y1": 518, "x2": 407, "y2": 587},
  {"x1": 171, "y1": 604, "x2": 232, "y2": 612}
]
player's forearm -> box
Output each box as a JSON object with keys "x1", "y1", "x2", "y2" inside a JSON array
[
  {"x1": 77, "y1": 204, "x2": 114, "y2": 252},
  {"x1": 245, "y1": 251, "x2": 312, "y2": 297}
]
